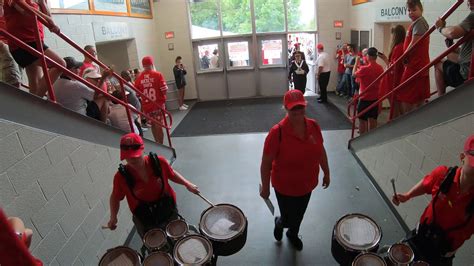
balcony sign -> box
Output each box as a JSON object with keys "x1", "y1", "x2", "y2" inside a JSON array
[
  {"x1": 93, "y1": 22, "x2": 131, "y2": 43},
  {"x1": 375, "y1": 2, "x2": 410, "y2": 22}
]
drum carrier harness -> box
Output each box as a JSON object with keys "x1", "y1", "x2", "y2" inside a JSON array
[
  {"x1": 118, "y1": 152, "x2": 177, "y2": 229},
  {"x1": 411, "y1": 166, "x2": 474, "y2": 259}
]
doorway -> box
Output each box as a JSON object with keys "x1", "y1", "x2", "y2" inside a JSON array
[
  {"x1": 96, "y1": 39, "x2": 138, "y2": 74},
  {"x1": 287, "y1": 33, "x2": 316, "y2": 95}
]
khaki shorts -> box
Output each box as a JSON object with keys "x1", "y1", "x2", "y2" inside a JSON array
[{"x1": 0, "y1": 42, "x2": 21, "y2": 88}]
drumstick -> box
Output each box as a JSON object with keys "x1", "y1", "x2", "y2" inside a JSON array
[
  {"x1": 101, "y1": 225, "x2": 110, "y2": 230},
  {"x1": 196, "y1": 192, "x2": 215, "y2": 207},
  {"x1": 390, "y1": 179, "x2": 398, "y2": 202}
]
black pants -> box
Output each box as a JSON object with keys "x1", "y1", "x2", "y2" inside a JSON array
[
  {"x1": 404, "y1": 229, "x2": 454, "y2": 266},
  {"x1": 275, "y1": 190, "x2": 312, "y2": 235},
  {"x1": 318, "y1": 71, "x2": 330, "y2": 101}
]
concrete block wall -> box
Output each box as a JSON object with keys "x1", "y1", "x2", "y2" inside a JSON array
[
  {"x1": 0, "y1": 119, "x2": 134, "y2": 265},
  {"x1": 355, "y1": 112, "x2": 474, "y2": 262}
]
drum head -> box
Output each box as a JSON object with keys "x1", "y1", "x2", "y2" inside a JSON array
[
  {"x1": 173, "y1": 235, "x2": 213, "y2": 264},
  {"x1": 335, "y1": 214, "x2": 381, "y2": 251},
  {"x1": 352, "y1": 253, "x2": 386, "y2": 266},
  {"x1": 143, "y1": 252, "x2": 173, "y2": 266},
  {"x1": 166, "y1": 219, "x2": 188, "y2": 239},
  {"x1": 389, "y1": 243, "x2": 414, "y2": 264},
  {"x1": 144, "y1": 229, "x2": 167, "y2": 250},
  {"x1": 200, "y1": 204, "x2": 246, "y2": 241},
  {"x1": 99, "y1": 246, "x2": 141, "y2": 266}
]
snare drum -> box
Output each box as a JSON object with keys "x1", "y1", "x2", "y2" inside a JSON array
[
  {"x1": 385, "y1": 243, "x2": 414, "y2": 265},
  {"x1": 143, "y1": 251, "x2": 174, "y2": 266},
  {"x1": 352, "y1": 253, "x2": 387, "y2": 266},
  {"x1": 143, "y1": 228, "x2": 168, "y2": 252},
  {"x1": 173, "y1": 234, "x2": 213, "y2": 265},
  {"x1": 99, "y1": 246, "x2": 141, "y2": 266},
  {"x1": 331, "y1": 213, "x2": 382, "y2": 265},
  {"x1": 166, "y1": 219, "x2": 188, "y2": 242}
]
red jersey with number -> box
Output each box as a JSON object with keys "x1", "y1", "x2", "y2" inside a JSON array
[
  {"x1": 355, "y1": 61, "x2": 384, "y2": 101},
  {"x1": 420, "y1": 166, "x2": 474, "y2": 251},
  {"x1": 112, "y1": 155, "x2": 177, "y2": 213},
  {"x1": 134, "y1": 69, "x2": 168, "y2": 113},
  {"x1": 4, "y1": 0, "x2": 45, "y2": 50},
  {"x1": 263, "y1": 116, "x2": 324, "y2": 196}
]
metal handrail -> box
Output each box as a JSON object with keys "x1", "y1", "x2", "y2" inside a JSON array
[
  {"x1": 347, "y1": 0, "x2": 465, "y2": 118},
  {"x1": 1, "y1": 2, "x2": 173, "y2": 147},
  {"x1": 349, "y1": 30, "x2": 473, "y2": 139}
]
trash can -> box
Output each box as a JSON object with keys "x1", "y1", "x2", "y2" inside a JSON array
[{"x1": 165, "y1": 81, "x2": 180, "y2": 111}]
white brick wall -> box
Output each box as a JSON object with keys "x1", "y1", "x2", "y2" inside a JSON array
[
  {"x1": 356, "y1": 112, "x2": 474, "y2": 262},
  {"x1": 0, "y1": 119, "x2": 133, "y2": 265}
]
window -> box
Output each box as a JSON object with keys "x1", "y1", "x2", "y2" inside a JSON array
[
  {"x1": 94, "y1": 0, "x2": 128, "y2": 13},
  {"x1": 189, "y1": 0, "x2": 220, "y2": 39},
  {"x1": 254, "y1": 0, "x2": 285, "y2": 33},
  {"x1": 50, "y1": 0, "x2": 89, "y2": 10},
  {"x1": 198, "y1": 44, "x2": 220, "y2": 70},
  {"x1": 130, "y1": 0, "x2": 152, "y2": 16},
  {"x1": 227, "y1": 41, "x2": 250, "y2": 67},
  {"x1": 261, "y1": 40, "x2": 283, "y2": 66},
  {"x1": 221, "y1": 0, "x2": 252, "y2": 36},
  {"x1": 287, "y1": 0, "x2": 316, "y2": 32}
]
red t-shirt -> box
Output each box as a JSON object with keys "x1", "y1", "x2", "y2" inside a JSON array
[
  {"x1": 4, "y1": 0, "x2": 45, "y2": 50},
  {"x1": 263, "y1": 116, "x2": 324, "y2": 196},
  {"x1": 420, "y1": 166, "x2": 474, "y2": 251},
  {"x1": 336, "y1": 50, "x2": 345, "y2": 73},
  {"x1": 355, "y1": 61, "x2": 384, "y2": 101},
  {"x1": 379, "y1": 43, "x2": 405, "y2": 98},
  {"x1": 134, "y1": 70, "x2": 168, "y2": 113},
  {"x1": 112, "y1": 155, "x2": 177, "y2": 213}
]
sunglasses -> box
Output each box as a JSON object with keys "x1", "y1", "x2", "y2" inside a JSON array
[
  {"x1": 120, "y1": 144, "x2": 143, "y2": 150},
  {"x1": 467, "y1": 150, "x2": 474, "y2": 156},
  {"x1": 290, "y1": 105, "x2": 305, "y2": 111}
]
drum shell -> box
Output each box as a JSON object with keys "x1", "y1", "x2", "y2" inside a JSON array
[
  {"x1": 331, "y1": 213, "x2": 381, "y2": 265},
  {"x1": 99, "y1": 246, "x2": 142, "y2": 266},
  {"x1": 384, "y1": 243, "x2": 414, "y2": 266},
  {"x1": 143, "y1": 251, "x2": 174, "y2": 266},
  {"x1": 199, "y1": 204, "x2": 248, "y2": 256},
  {"x1": 143, "y1": 229, "x2": 168, "y2": 252},
  {"x1": 166, "y1": 219, "x2": 189, "y2": 242},
  {"x1": 352, "y1": 252, "x2": 387, "y2": 266},
  {"x1": 173, "y1": 235, "x2": 213, "y2": 265}
]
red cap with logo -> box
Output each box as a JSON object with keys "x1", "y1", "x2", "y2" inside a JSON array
[
  {"x1": 142, "y1": 56, "x2": 154, "y2": 67},
  {"x1": 464, "y1": 135, "x2": 474, "y2": 167},
  {"x1": 317, "y1": 43, "x2": 324, "y2": 50},
  {"x1": 120, "y1": 133, "x2": 144, "y2": 160},
  {"x1": 284, "y1": 90, "x2": 307, "y2": 110}
]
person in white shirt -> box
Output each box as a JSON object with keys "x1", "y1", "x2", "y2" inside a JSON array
[
  {"x1": 210, "y1": 49, "x2": 219, "y2": 69},
  {"x1": 315, "y1": 43, "x2": 331, "y2": 103}
]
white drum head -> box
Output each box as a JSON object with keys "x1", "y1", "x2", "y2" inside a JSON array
[
  {"x1": 143, "y1": 252, "x2": 173, "y2": 266},
  {"x1": 166, "y1": 219, "x2": 188, "y2": 239},
  {"x1": 352, "y1": 253, "x2": 386, "y2": 266},
  {"x1": 335, "y1": 214, "x2": 381, "y2": 251},
  {"x1": 99, "y1": 246, "x2": 141, "y2": 266},
  {"x1": 144, "y1": 229, "x2": 167, "y2": 250},
  {"x1": 200, "y1": 204, "x2": 246, "y2": 241},
  {"x1": 173, "y1": 235, "x2": 213, "y2": 264},
  {"x1": 389, "y1": 243, "x2": 414, "y2": 264}
]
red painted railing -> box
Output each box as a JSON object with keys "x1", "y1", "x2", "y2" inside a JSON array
[
  {"x1": 347, "y1": 0, "x2": 472, "y2": 139},
  {"x1": 0, "y1": 1, "x2": 173, "y2": 147}
]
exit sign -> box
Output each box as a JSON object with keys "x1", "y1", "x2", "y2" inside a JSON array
[
  {"x1": 165, "y1": 31, "x2": 174, "y2": 39},
  {"x1": 334, "y1": 21, "x2": 344, "y2": 28}
]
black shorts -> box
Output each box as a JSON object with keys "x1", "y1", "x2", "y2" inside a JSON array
[
  {"x1": 443, "y1": 60, "x2": 465, "y2": 87},
  {"x1": 11, "y1": 41, "x2": 49, "y2": 68},
  {"x1": 357, "y1": 100, "x2": 378, "y2": 121},
  {"x1": 86, "y1": 101, "x2": 101, "y2": 121}
]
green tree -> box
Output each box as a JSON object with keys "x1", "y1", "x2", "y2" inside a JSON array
[
  {"x1": 221, "y1": 0, "x2": 252, "y2": 34},
  {"x1": 189, "y1": 0, "x2": 219, "y2": 30},
  {"x1": 254, "y1": 0, "x2": 285, "y2": 32}
]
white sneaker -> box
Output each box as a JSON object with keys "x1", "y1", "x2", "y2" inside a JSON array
[
  {"x1": 179, "y1": 105, "x2": 188, "y2": 111},
  {"x1": 183, "y1": 104, "x2": 189, "y2": 108}
]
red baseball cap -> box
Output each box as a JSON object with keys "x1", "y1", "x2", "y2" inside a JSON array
[
  {"x1": 142, "y1": 56, "x2": 154, "y2": 67},
  {"x1": 284, "y1": 90, "x2": 307, "y2": 110},
  {"x1": 464, "y1": 135, "x2": 474, "y2": 167},
  {"x1": 317, "y1": 43, "x2": 324, "y2": 50},
  {"x1": 120, "y1": 133, "x2": 144, "y2": 160}
]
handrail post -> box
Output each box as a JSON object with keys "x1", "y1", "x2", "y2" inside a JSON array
[
  {"x1": 119, "y1": 80, "x2": 135, "y2": 133},
  {"x1": 33, "y1": 15, "x2": 56, "y2": 101},
  {"x1": 470, "y1": 48, "x2": 474, "y2": 80},
  {"x1": 161, "y1": 108, "x2": 173, "y2": 148}
]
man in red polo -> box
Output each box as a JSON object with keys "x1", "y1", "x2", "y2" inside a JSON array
[
  {"x1": 134, "y1": 56, "x2": 168, "y2": 144},
  {"x1": 393, "y1": 135, "x2": 474, "y2": 265},
  {"x1": 352, "y1": 47, "x2": 384, "y2": 134}
]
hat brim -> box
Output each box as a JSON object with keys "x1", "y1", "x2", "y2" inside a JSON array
[
  {"x1": 120, "y1": 148, "x2": 144, "y2": 161},
  {"x1": 286, "y1": 101, "x2": 307, "y2": 110},
  {"x1": 85, "y1": 73, "x2": 102, "y2": 79}
]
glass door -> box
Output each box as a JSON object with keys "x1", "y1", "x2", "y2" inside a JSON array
[{"x1": 224, "y1": 37, "x2": 257, "y2": 99}]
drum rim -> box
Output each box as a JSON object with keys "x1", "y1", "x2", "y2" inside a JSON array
[
  {"x1": 388, "y1": 242, "x2": 414, "y2": 264},
  {"x1": 99, "y1": 246, "x2": 141, "y2": 266},
  {"x1": 352, "y1": 252, "x2": 386, "y2": 265},
  {"x1": 199, "y1": 203, "x2": 248, "y2": 241},
  {"x1": 143, "y1": 228, "x2": 167, "y2": 250},
  {"x1": 334, "y1": 213, "x2": 382, "y2": 251},
  {"x1": 143, "y1": 251, "x2": 173, "y2": 265},
  {"x1": 173, "y1": 234, "x2": 213, "y2": 264},
  {"x1": 166, "y1": 219, "x2": 188, "y2": 239}
]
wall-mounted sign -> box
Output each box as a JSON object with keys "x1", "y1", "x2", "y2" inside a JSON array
[
  {"x1": 352, "y1": 0, "x2": 369, "y2": 5},
  {"x1": 168, "y1": 43, "x2": 174, "y2": 51},
  {"x1": 334, "y1": 21, "x2": 344, "y2": 28},
  {"x1": 336, "y1": 32, "x2": 342, "y2": 40},
  {"x1": 165, "y1": 31, "x2": 175, "y2": 39},
  {"x1": 93, "y1": 22, "x2": 131, "y2": 43},
  {"x1": 375, "y1": 2, "x2": 410, "y2": 22}
]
